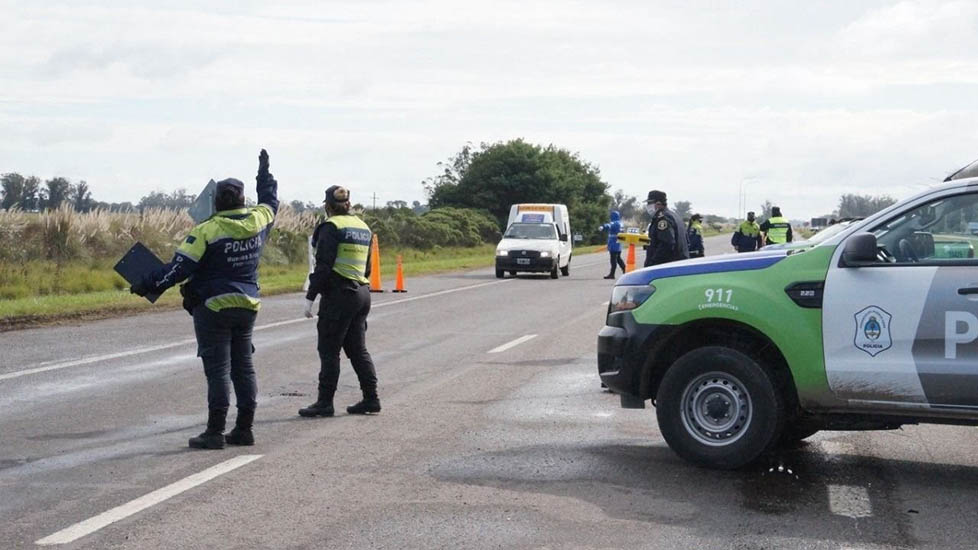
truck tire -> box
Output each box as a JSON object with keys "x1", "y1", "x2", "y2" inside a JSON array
[
  {"x1": 560, "y1": 259, "x2": 570, "y2": 277},
  {"x1": 656, "y1": 346, "x2": 784, "y2": 470},
  {"x1": 550, "y1": 261, "x2": 559, "y2": 279},
  {"x1": 495, "y1": 268, "x2": 505, "y2": 279}
]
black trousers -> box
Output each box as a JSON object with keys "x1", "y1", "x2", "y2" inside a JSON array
[
  {"x1": 608, "y1": 250, "x2": 625, "y2": 274},
  {"x1": 192, "y1": 306, "x2": 258, "y2": 411},
  {"x1": 317, "y1": 284, "x2": 377, "y2": 399}
]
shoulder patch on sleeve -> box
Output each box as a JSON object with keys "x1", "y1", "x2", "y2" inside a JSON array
[
  {"x1": 185, "y1": 235, "x2": 196, "y2": 244},
  {"x1": 657, "y1": 219, "x2": 669, "y2": 231}
]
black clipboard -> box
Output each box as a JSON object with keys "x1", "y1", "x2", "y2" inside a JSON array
[{"x1": 114, "y1": 242, "x2": 165, "y2": 303}]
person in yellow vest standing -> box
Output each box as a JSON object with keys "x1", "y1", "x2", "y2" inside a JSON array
[
  {"x1": 300, "y1": 185, "x2": 380, "y2": 417},
  {"x1": 731, "y1": 211, "x2": 762, "y2": 252},
  {"x1": 131, "y1": 149, "x2": 278, "y2": 449},
  {"x1": 760, "y1": 206, "x2": 793, "y2": 246}
]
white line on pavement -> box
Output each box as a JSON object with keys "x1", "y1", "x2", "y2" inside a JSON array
[
  {"x1": 0, "y1": 340, "x2": 197, "y2": 382},
  {"x1": 2, "y1": 279, "x2": 516, "y2": 382},
  {"x1": 488, "y1": 334, "x2": 538, "y2": 354},
  {"x1": 827, "y1": 484, "x2": 872, "y2": 518},
  {"x1": 35, "y1": 454, "x2": 263, "y2": 546}
]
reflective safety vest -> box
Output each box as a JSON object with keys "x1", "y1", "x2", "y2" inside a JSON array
[
  {"x1": 738, "y1": 220, "x2": 760, "y2": 237},
  {"x1": 765, "y1": 216, "x2": 790, "y2": 244},
  {"x1": 329, "y1": 215, "x2": 371, "y2": 284}
]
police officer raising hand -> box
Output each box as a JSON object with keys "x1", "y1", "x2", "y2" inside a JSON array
[{"x1": 134, "y1": 148, "x2": 279, "y2": 450}]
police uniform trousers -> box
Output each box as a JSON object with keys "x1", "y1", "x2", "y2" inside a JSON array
[
  {"x1": 317, "y1": 281, "x2": 378, "y2": 399},
  {"x1": 192, "y1": 306, "x2": 258, "y2": 411}
]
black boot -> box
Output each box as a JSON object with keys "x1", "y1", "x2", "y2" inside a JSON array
[
  {"x1": 603, "y1": 273, "x2": 616, "y2": 279},
  {"x1": 298, "y1": 391, "x2": 334, "y2": 417},
  {"x1": 225, "y1": 407, "x2": 255, "y2": 446},
  {"x1": 347, "y1": 391, "x2": 381, "y2": 415},
  {"x1": 189, "y1": 408, "x2": 227, "y2": 449}
]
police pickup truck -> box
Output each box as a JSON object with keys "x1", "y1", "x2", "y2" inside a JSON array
[{"x1": 598, "y1": 159, "x2": 978, "y2": 469}]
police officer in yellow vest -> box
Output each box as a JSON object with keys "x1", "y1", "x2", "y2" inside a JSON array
[
  {"x1": 131, "y1": 149, "x2": 278, "y2": 449},
  {"x1": 299, "y1": 185, "x2": 380, "y2": 417},
  {"x1": 760, "y1": 206, "x2": 793, "y2": 246},
  {"x1": 731, "y1": 211, "x2": 762, "y2": 252}
]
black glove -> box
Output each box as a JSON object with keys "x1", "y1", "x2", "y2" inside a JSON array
[
  {"x1": 258, "y1": 149, "x2": 269, "y2": 175},
  {"x1": 130, "y1": 281, "x2": 149, "y2": 297}
]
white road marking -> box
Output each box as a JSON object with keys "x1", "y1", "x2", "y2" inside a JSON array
[
  {"x1": 600, "y1": 301, "x2": 609, "y2": 307},
  {"x1": 35, "y1": 454, "x2": 262, "y2": 545},
  {"x1": 0, "y1": 340, "x2": 197, "y2": 382},
  {"x1": 372, "y1": 279, "x2": 514, "y2": 308},
  {"x1": 2, "y1": 279, "x2": 516, "y2": 382},
  {"x1": 827, "y1": 484, "x2": 872, "y2": 518},
  {"x1": 488, "y1": 334, "x2": 537, "y2": 354}
]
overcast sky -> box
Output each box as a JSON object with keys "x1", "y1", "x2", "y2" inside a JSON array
[{"x1": 3, "y1": 0, "x2": 978, "y2": 219}]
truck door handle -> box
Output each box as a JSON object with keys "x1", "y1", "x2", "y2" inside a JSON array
[{"x1": 957, "y1": 287, "x2": 978, "y2": 295}]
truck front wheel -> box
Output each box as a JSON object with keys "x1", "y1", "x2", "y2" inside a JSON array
[{"x1": 656, "y1": 346, "x2": 784, "y2": 470}]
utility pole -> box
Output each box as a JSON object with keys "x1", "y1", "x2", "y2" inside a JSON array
[{"x1": 371, "y1": 192, "x2": 378, "y2": 211}]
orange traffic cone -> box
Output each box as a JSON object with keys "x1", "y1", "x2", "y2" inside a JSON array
[
  {"x1": 369, "y1": 234, "x2": 384, "y2": 293},
  {"x1": 393, "y1": 255, "x2": 407, "y2": 293},
  {"x1": 625, "y1": 243, "x2": 636, "y2": 273}
]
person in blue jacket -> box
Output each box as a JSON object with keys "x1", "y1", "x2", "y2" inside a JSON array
[
  {"x1": 598, "y1": 210, "x2": 626, "y2": 279},
  {"x1": 131, "y1": 149, "x2": 278, "y2": 450}
]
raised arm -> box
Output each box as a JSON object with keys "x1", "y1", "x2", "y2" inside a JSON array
[{"x1": 256, "y1": 149, "x2": 279, "y2": 215}]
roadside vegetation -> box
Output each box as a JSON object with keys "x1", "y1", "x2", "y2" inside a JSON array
[{"x1": 0, "y1": 205, "x2": 508, "y2": 325}]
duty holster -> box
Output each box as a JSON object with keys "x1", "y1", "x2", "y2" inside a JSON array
[{"x1": 179, "y1": 284, "x2": 203, "y2": 315}]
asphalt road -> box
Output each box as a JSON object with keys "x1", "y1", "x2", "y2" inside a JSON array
[{"x1": 3, "y1": 235, "x2": 978, "y2": 549}]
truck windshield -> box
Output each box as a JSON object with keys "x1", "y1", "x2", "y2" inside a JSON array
[{"x1": 504, "y1": 223, "x2": 557, "y2": 240}]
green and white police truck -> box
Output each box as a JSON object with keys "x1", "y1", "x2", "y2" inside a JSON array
[{"x1": 598, "y1": 159, "x2": 978, "y2": 469}]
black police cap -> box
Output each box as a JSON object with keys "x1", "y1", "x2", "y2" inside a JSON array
[
  {"x1": 324, "y1": 185, "x2": 350, "y2": 205},
  {"x1": 216, "y1": 178, "x2": 245, "y2": 191},
  {"x1": 646, "y1": 190, "x2": 667, "y2": 203}
]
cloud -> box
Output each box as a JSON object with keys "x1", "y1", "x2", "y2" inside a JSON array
[
  {"x1": 836, "y1": 0, "x2": 978, "y2": 59},
  {"x1": 42, "y1": 43, "x2": 223, "y2": 79}
]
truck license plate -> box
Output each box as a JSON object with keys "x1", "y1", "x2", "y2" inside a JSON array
[{"x1": 516, "y1": 258, "x2": 530, "y2": 265}]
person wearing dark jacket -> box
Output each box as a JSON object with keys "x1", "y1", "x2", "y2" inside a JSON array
[
  {"x1": 731, "y1": 211, "x2": 762, "y2": 252},
  {"x1": 687, "y1": 213, "x2": 705, "y2": 258},
  {"x1": 598, "y1": 210, "x2": 626, "y2": 279},
  {"x1": 644, "y1": 190, "x2": 690, "y2": 267},
  {"x1": 299, "y1": 185, "x2": 380, "y2": 418},
  {"x1": 131, "y1": 149, "x2": 278, "y2": 449}
]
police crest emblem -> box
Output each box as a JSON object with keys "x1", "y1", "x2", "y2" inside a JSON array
[
  {"x1": 657, "y1": 219, "x2": 668, "y2": 230},
  {"x1": 854, "y1": 305, "x2": 892, "y2": 357}
]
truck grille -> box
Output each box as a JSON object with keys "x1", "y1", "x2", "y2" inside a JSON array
[{"x1": 511, "y1": 250, "x2": 541, "y2": 258}]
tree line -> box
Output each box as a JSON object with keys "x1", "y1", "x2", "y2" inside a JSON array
[{"x1": 1, "y1": 174, "x2": 95, "y2": 212}]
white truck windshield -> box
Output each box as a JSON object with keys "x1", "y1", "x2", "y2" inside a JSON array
[{"x1": 504, "y1": 223, "x2": 557, "y2": 240}]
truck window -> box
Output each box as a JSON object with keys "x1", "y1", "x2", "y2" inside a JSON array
[
  {"x1": 504, "y1": 223, "x2": 558, "y2": 240},
  {"x1": 872, "y1": 192, "x2": 978, "y2": 263}
]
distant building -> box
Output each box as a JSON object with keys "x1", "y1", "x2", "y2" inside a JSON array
[{"x1": 811, "y1": 217, "x2": 828, "y2": 229}]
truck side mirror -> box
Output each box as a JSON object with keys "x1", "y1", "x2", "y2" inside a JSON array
[
  {"x1": 560, "y1": 233, "x2": 569, "y2": 242},
  {"x1": 841, "y1": 233, "x2": 878, "y2": 266},
  {"x1": 573, "y1": 234, "x2": 583, "y2": 243}
]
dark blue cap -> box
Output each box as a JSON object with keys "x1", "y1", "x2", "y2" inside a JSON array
[{"x1": 216, "y1": 178, "x2": 245, "y2": 191}]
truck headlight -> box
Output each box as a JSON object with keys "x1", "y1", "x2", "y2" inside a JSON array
[
  {"x1": 609, "y1": 285, "x2": 655, "y2": 313},
  {"x1": 496, "y1": 250, "x2": 509, "y2": 257},
  {"x1": 539, "y1": 251, "x2": 551, "y2": 258}
]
